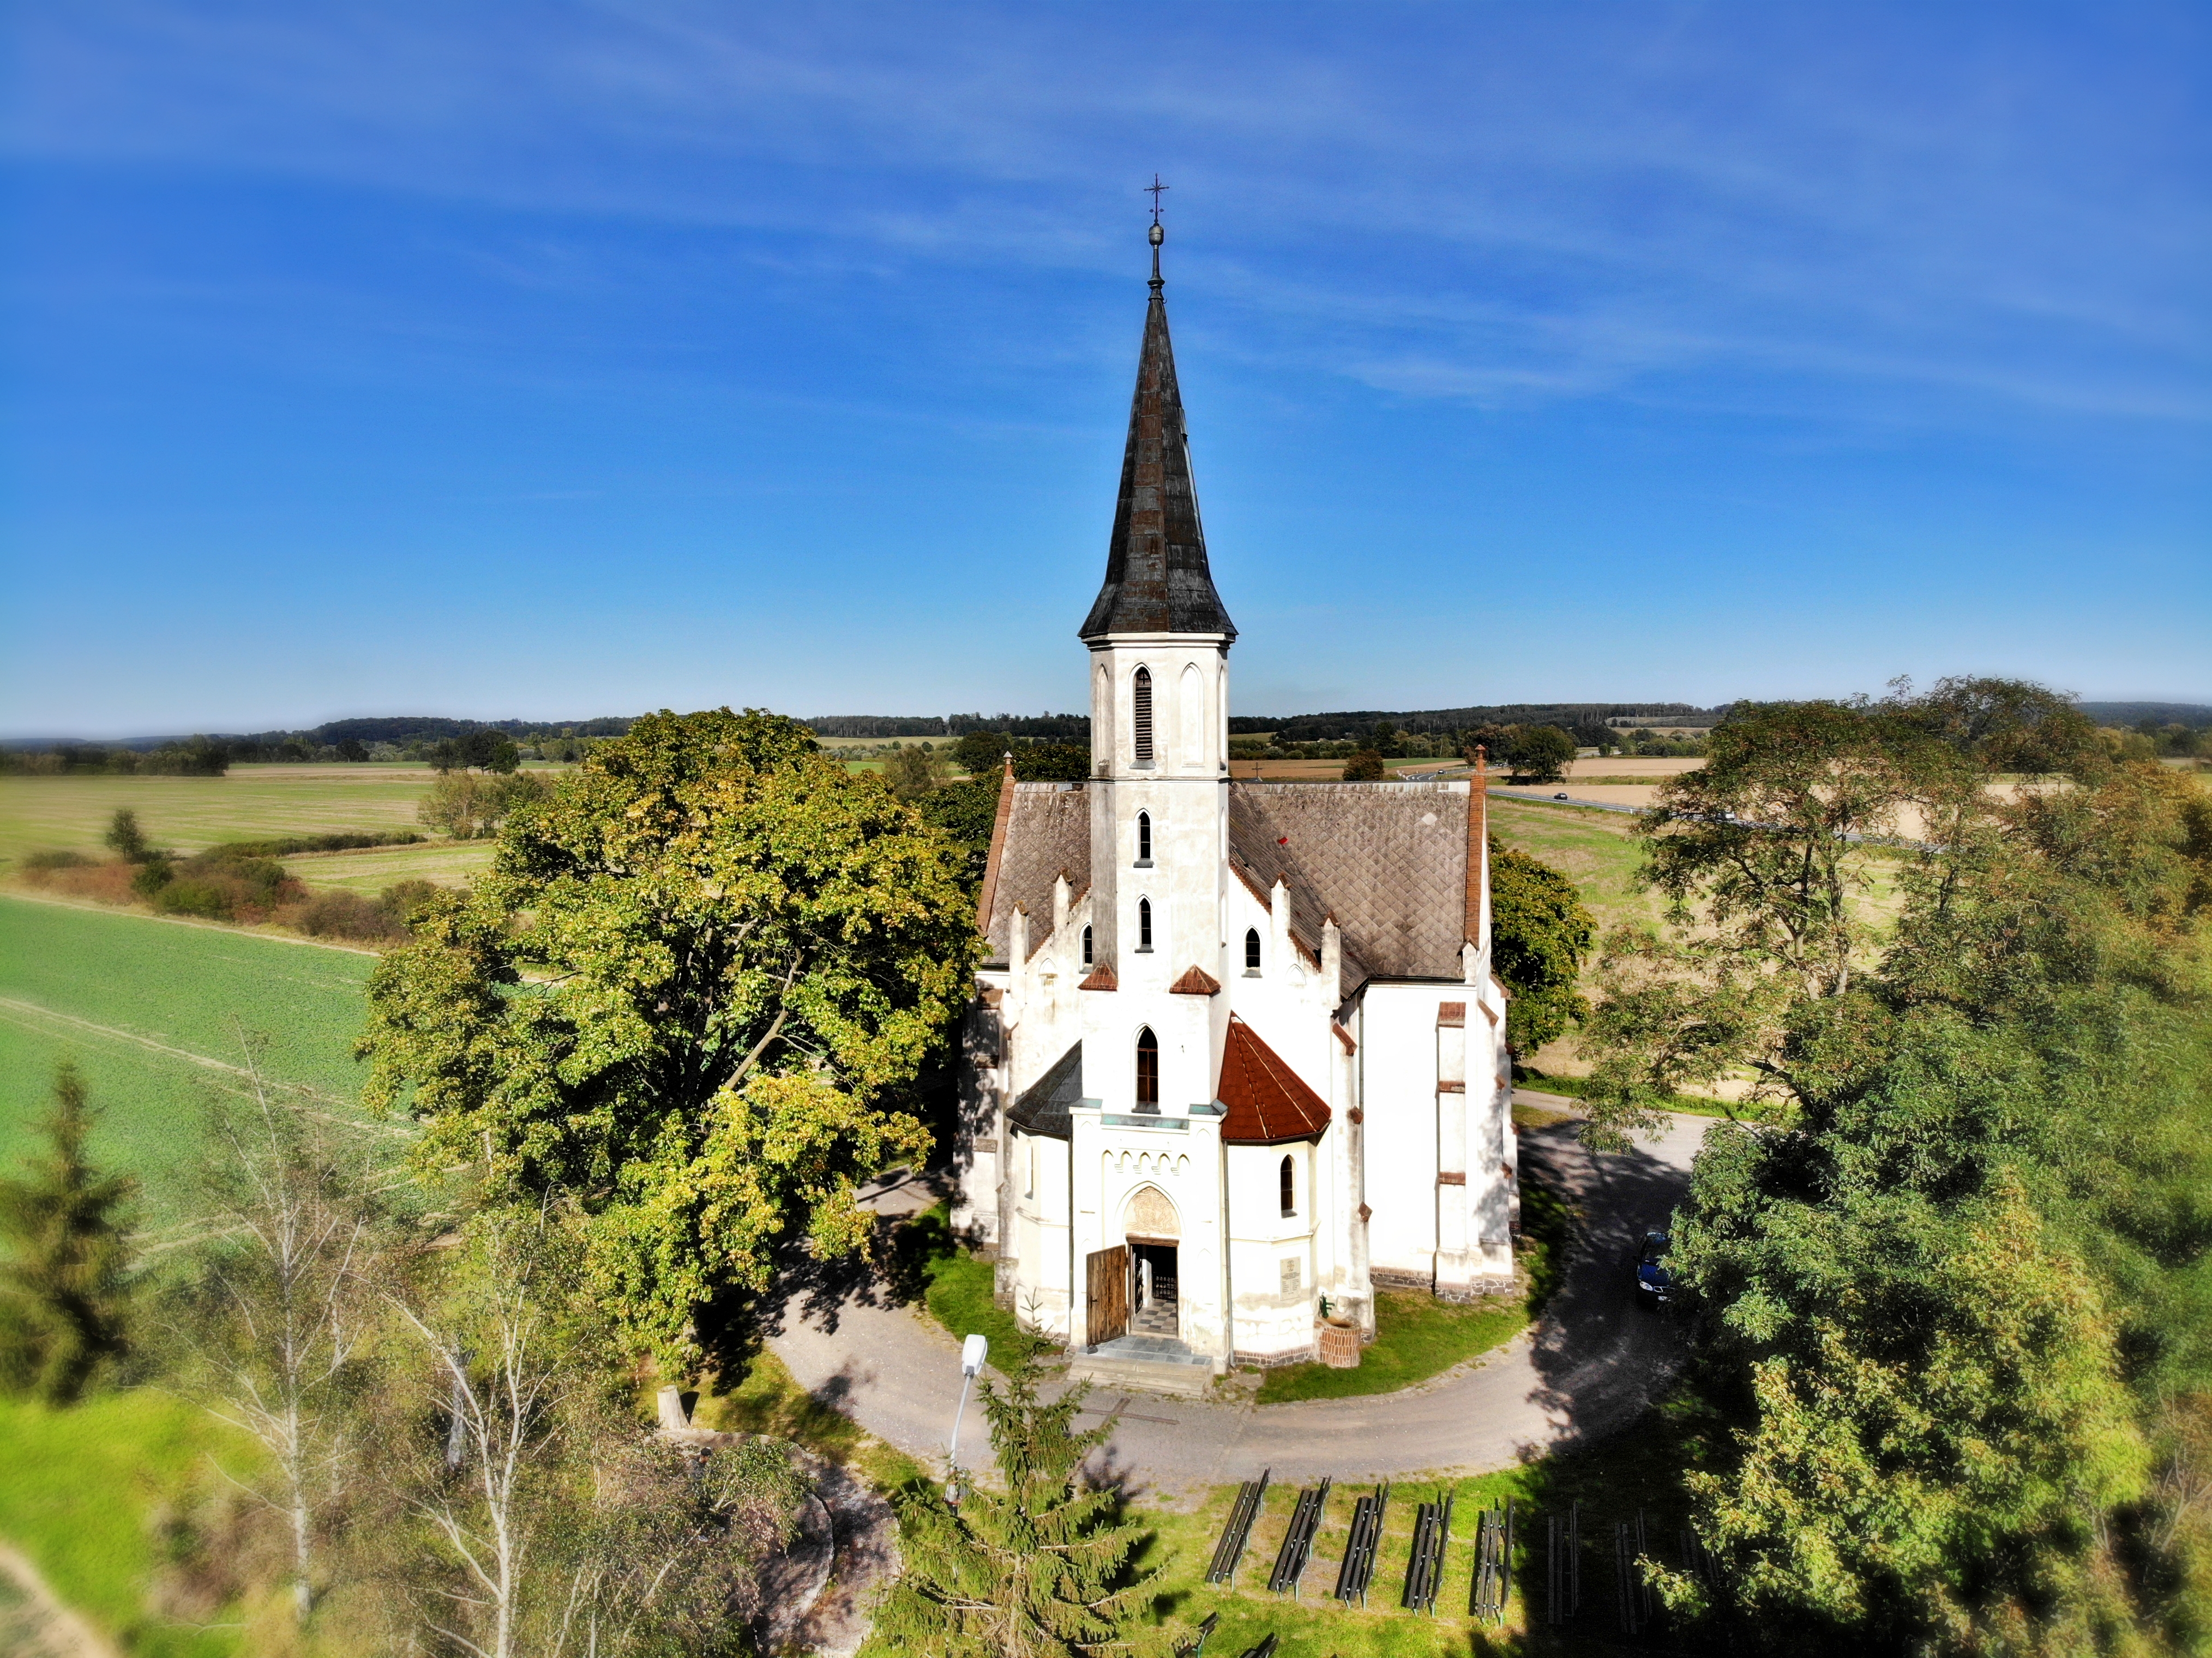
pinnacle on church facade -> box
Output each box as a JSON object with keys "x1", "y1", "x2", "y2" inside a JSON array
[{"x1": 1078, "y1": 213, "x2": 1237, "y2": 642}]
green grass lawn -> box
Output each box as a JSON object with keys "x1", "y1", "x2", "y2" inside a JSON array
[
  {"x1": 894, "y1": 1202, "x2": 1042, "y2": 1369},
  {"x1": 1255, "y1": 1290, "x2": 1529, "y2": 1405},
  {"x1": 0, "y1": 1392, "x2": 262, "y2": 1658},
  {"x1": 0, "y1": 896, "x2": 383, "y2": 1223}
]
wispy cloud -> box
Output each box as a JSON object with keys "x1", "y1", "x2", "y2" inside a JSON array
[{"x1": 12, "y1": 3, "x2": 2203, "y2": 429}]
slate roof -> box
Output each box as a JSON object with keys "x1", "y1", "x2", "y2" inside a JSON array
[
  {"x1": 1227, "y1": 780, "x2": 1473, "y2": 993},
  {"x1": 1078, "y1": 279, "x2": 1235, "y2": 641},
  {"x1": 982, "y1": 783, "x2": 1090, "y2": 965},
  {"x1": 1007, "y1": 1042, "x2": 1081, "y2": 1142},
  {"x1": 1217, "y1": 1018, "x2": 1331, "y2": 1145}
]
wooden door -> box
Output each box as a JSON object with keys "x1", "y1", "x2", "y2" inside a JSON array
[{"x1": 1086, "y1": 1245, "x2": 1129, "y2": 1347}]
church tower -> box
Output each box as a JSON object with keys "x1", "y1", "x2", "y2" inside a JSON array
[{"x1": 1079, "y1": 215, "x2": 1237, "y2": 1122}]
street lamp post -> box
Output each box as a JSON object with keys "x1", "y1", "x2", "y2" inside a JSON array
[{"x1": 945, "y1": 1332, "x2": 988, "y2": 1506}]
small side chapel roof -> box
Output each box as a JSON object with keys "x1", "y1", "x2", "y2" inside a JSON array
[
  {"x1": 1007, "y1": 1042, "x2": 1081, "y2": 1142},
  {"x1": 980, "y1": 783, "x2": 1091, "y2": 965},
  {"x1": 1217, "y1": 1018, "x2": 1330, "y2": 1146}
]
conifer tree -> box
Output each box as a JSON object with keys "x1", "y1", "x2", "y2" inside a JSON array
[
  {"x1": 861, "y1": 1356, "x2": 1181, "y2": 1657},
  {"x1": 0, "y1": 1061, "x2": 139, "y2": 1402}
]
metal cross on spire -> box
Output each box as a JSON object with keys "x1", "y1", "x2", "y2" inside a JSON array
[{"x1": 1145, "y1": 174, "x2": 1169, "y2": 290}]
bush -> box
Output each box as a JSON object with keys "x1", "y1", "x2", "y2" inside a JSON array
[
  {"x1": 294, "y1": 891, "x2": 405, "y2": 941},
  {"x1": 292, "y1": 879, "x2": 442, "y2": 942},
  {"x1": 144, "y1": 855, "x2": 297, "y2": 923},
  {"x1": 20, "y1": 850, "x2": 91, "y2": 872},
  {"x1": 202, "y1": 830, "x2": 422, "y2": 860},
  {"x1": 151, "y1": 879, "x2": 234, "y2": 920},
  {"x1": 1342, "y1": 749, "x2": 1385, "y2": 780}
]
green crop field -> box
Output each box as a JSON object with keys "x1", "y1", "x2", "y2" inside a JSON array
[{"x1": 0, "y1": 896, "x2": 388, "y2": 1224}]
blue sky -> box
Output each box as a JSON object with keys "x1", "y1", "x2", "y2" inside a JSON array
[{"x1": 4, "y1": 2, "x2": 2207, "y2": 736}]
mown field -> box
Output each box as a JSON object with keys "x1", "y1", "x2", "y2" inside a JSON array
[
  {"x1": 0, "y1": 765, "x2": 531, "y2": 896},
  {"x1": 0, "y1": 765, "x2": 436, "y2": 866},
  {"x1": 0, "y1": 897, "x2": 386, "y2": 1224}
]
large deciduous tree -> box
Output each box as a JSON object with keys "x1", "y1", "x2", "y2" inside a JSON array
[
  {"x1": 358, "y1": 708, "x2": 978, "y2": 1363},
  {"x1": 1487, "y1": 838, "x2": 1594, "y2": 1056},
  {"x1": 1583, "y1": 679, "x2": 2212, "y2": 1649},
  {"x1": 1502, "y1": 723, "x2": 1576, "y2": 783}
]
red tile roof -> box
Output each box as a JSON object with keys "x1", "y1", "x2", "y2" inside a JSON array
[
  {"x1": 1078, "y1": 964, "x2": 1119, "y2": 992},
  {"x1": 1169, "y1": 965, "x2": 1222, "y2": 995},
  {"x1": 1217, "y1": 1018, "x2": 1331, "y2": 1145}
]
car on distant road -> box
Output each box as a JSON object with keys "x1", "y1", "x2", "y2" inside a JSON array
[
  {"x1": 1629, "y1": 1230, "x2": 1672, "y2": 1309},
  {"x1": 1553, "y1": 791, "x2": 1570, "y2": 801}
]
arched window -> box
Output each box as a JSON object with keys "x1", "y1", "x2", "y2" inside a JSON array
[
  {"x1": 1245, "y1": 928, "x2": 1262, "y2": 974},
  {"x1": 1132, "y1": 667, "x2": 1153, "y2": 764},
  {"x1": 1136, "y1": 811, "x2": 1152, "y2": 863},
  {"x1": 1135, "y1": 1028, "x2": 1159, "y2": 1109},
  {"x1": 1279, "y1": 1154, "x2": 1295, "y2": 1217},
  {"x1": 1137, "y1": 897, "x2": 1153, "y2": 952},
  {"x1": 1081, "y1": 924, "x2": 1093, "y2": 967}
]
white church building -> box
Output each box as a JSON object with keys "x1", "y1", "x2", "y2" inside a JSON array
[{"x1": 950, "y1": 220, "x2": 1517, "y2": 1380}]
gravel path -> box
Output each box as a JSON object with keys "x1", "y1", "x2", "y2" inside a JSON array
[{"x1": 767, "y1": 1106, "x2": 1714, "y2": 1501}]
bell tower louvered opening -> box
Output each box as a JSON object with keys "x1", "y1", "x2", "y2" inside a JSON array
[{"x1": 1132, "y1": 667, "x2": 1153, "y2": 764}]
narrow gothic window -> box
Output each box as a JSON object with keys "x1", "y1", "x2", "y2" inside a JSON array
[
  {"x1": 1136, "y1": 1028, "x2": 1159, "y2": 1108},
  {"x1": 1081, "y1": 925, "x2": 1093, "y2": 967},
  {"x1": 1137, "y1": 898, "x2": 1153, "y2": 951},
  {"x1": 1279, "y1": 1154, "x2": 1295, "y2": 1217},
  {"x1": 1132, "y1": 668, "x2": 1153, "y2": 763},
  {"x1": 1245, "y1": 928, "x2": 1262, "y2": 973},
  {"x1": 1137, "y1": 811, "x2": 1152, "y2": 863}
]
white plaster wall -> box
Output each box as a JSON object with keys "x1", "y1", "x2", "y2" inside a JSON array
[
  {"x1": 1225, "y1": 1139, "x2": 1320, "y2": 1361},
  {"x1": 1356, "y1": 983, "x2": 1449, "y2": 1282},
  {"x1": 1008, "y1": 1127, "x2": 1075, "y2": 1339}
]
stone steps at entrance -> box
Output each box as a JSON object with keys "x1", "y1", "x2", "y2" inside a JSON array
[{"x1": 1067, "y1": 1335, "x2": 1216, "y2": 1399}]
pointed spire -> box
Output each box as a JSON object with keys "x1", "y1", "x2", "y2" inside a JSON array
[{"x1": 1079, "y1": 215, "x2": 1235, "y2": 641}]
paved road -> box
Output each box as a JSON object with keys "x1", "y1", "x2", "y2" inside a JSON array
[{"x1": 766, "y1": 1106, "x2": 1714, "y2": 1500}]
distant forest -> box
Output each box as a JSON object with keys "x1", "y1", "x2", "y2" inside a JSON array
[{"x1": 11, "y1": 699, "x2": 2205, "y2": 759}]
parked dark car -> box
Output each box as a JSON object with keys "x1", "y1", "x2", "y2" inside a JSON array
[{"x1": 1630, "y1": 1229, "x2": 1672, "y2": 1308}]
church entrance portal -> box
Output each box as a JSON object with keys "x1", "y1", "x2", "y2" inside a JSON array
[
  {"x1": 1120, "y1": 1182, "x2": 1182, "y2": 1340},
  {"x1": 1129, "y1": 1240, "x2": 1179, "y2": 1336}
]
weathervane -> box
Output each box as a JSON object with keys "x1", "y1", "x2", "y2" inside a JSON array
[{"x1": 1145, "y1": 173, "x2": 1169, "y2": 290}]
